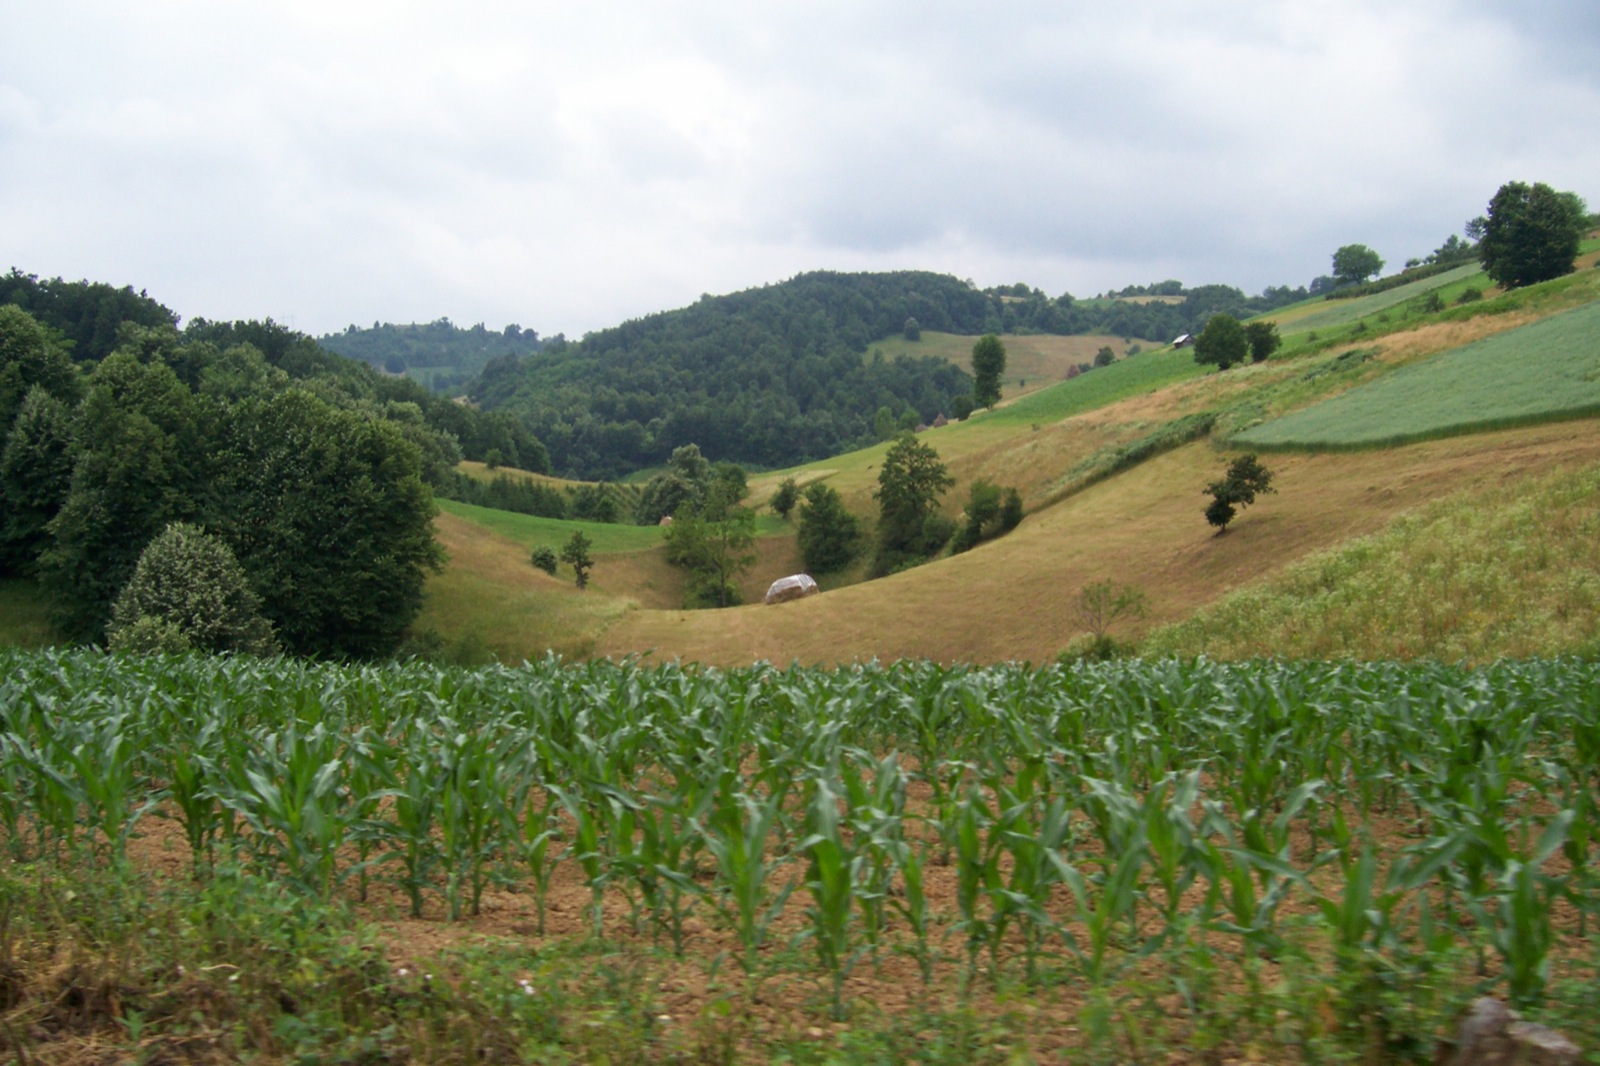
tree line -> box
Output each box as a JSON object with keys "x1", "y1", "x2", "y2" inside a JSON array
[
  {"x1": 0, "y1": 288, "x2": 562, "y2": 657},
  {"x1": 318, "y1": 318, "x2": 548, "y2": 394}
]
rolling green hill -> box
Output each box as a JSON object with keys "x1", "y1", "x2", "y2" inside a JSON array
[{"x1": 424, "y1": 249, "x2": 1600, "y2": 666}]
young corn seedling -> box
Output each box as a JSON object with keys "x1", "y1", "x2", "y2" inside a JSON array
[
  {"x1": 214, "y1": 724, "x2": 354, "y2": 898},
  {"x1": 551, "y1": 784, "x2": 611, "y2": 941},
  {"x1": 437, "y1": 727, "x2": 508, "y2": 919},
  {"x1": 701, "y1": 786, "x2": 793, "y2": 977},
  {"x1": 799, "y1": 774, "x2": 861, "y2": 1019}
]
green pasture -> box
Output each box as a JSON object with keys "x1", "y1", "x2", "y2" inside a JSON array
[
  {"x1": 980, "y1": 347, "x2": 1204, "y2": 426},
  {"x1": 1270, "y1": 263, "x2": 1483, "y2": 334},
  {"x1": 1234, "y1": 300, "x2": 1600, "y2": 449},
  {"x1": 436, "y1": 498, "x2": 787, "y2": 552}
]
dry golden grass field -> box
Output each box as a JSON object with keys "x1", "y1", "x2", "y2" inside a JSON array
[{"x1": 409, "y1": 253, "x2": 1600, "y2": 667}]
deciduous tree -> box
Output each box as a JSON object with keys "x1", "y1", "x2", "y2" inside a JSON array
[
  {"x1": 107, "y1": 522, "x2": 278, "y2": 656},
  {"x1": 664, "y1": 481, "x2": 756, "y2": 606},
  {"x1": 971, "y1": 334, "x2": 1006, "y2": 408},
  {"x1": 1243, "y1": 321, "x2": 1281, "y2": 363},
  {"x1": 796, "y1": 483, "x2": 861, "y2": 574},
  {"x1": 1331, "y1": 244, "x2": 1385, "y2": 287},
  {"x1": 1204, "y1": 453, "x2": 1276, "y2": 533},
  {"x1": 1192, "y1": 313, "x2": 1247, "y2": 371},
  {"x1": 1477, "y1": 180, "x2": 1588, "y2": 289},
  {"x1": 561, "y1": 531, "x2": 595, "y2": 589},
  {"x1": 872, "y1": 433, "x2": 954, "y2": 574}
]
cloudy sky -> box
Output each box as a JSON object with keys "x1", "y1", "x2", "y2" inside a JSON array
[{"x1": 3, "y1": 2, "x2": 1597, "y2": 340}]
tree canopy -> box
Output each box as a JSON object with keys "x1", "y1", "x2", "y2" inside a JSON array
[
  {"x1": 1204, "y1": 453, "x2": 1276, "y2": 532},
  {"x1": 872, "y1": 433, "x2": 954, "y2": 575},
  {"x1": 1331, "y1": 244, "x2": 1385, "y2": 287},
  {"x1": 0, "y1": 301, "x2": 447, "y2": 658},
  {"x1": 1477, "y1": 181, "x2": 1588, "y2": 290},
  {"x1": 107, "y1": 522, "x2": 279, "y2": 657},
  {"x1": 1192, "y1": 313, "x2": 1248, "y2": 371},
  {"x1": 971, "y1": 334, "x2": 1006, "y2": 408}
]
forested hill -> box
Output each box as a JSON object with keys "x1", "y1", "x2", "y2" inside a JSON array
[
  {"x1": 467, "y1": 271, "x2": 993, "y2": 479},
  {"x1": 466, "y1": 270, "x2": 1308, "y2": 479},
  {"x1": 317, "y1": 319, "x2": 547, "y2": 394}
]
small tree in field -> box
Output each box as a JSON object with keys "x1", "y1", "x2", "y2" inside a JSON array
[
  {"x1": 1477, "y1": 180, "x2": 1588, "y2": 289},
  {"x1": 1331, "y1": 244, "x2": 1385, "y2": 287},
  {"x1": 560, "y1": 531, "x2": 595, "y2": 589},
  {"x1": 1204, "y1": 454, "x2": 1276, "y2": 533},
  {"x1": 530, "y1": 545, "x2": 559, "y2": 575},
  {"x1": 1075, "y1": 580, "x2": 1147, "y2": 659},
  {"x1": 1193, "y1": 314, "x2": 1247, "y2": 371},
  {"x1": 971, "y1": 334, "x2": 1006, "y2": 408},
  {"x1": 1244, "y1": 321, "x2": 1281, "y2": 363},
  {"x1": 796, "y1": 482, "x2": 861, "y2": 574},
  {"x1": 770, "y1": 476, "x2": 799, "y2": 520}
]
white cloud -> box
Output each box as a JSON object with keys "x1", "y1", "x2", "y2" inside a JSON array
[{"x1": 1, "y1": 1, "x2": 1596, "y2": 336}]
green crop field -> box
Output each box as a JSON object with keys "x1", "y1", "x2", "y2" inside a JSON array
[
  {"x1": 1234, "y1": 300, "x2": 1600, "y2": 449},
  {"x1": 1, "y1": 650, "x2": 1597, "y2": 1062}
]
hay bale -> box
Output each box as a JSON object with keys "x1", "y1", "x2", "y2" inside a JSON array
[{"x1": 763, "y1": 573, "x2": 818, "y2": 605}]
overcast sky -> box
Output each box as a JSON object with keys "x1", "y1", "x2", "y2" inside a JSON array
[{"x1": 3, "y1": 2, "x2": 1597, "y2": 340}]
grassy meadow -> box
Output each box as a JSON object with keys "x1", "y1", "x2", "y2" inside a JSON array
[
  {"x1": 407, "y1": 254, "x2": 1600, "y2": 668},
  {"x1": 1144, "y1": 457, "x2": 1600, "y2": 660},
  {"x1": 867, "y1": 330, "x2": 1149, "y2": 402}
]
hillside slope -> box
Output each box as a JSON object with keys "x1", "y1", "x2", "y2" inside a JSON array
[{"x1": 593, "y1": 421, "x2": 1600, "y2": 665}]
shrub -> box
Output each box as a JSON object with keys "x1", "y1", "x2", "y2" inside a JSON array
[
  {"x1": 530, "y1": 546, "x2": 558, "y2": 575},
  {"x1": 107, "y1": 522, "x2": 278, "y2": 656},
  {"x1": 1456, "y1": 287, "x2": 1483, "y2": 305}
]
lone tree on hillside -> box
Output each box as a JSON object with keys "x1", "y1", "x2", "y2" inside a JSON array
[
  {"x1": 664, "y1": 480, "x2": 757, "y2": 608},
  {"x1": 1331, "y1": 244, "x2": 1385, "y2": 287},
  {"x1": 560, "y1": 530, "x2": 595, "y2": 589},
  {"x1": 796, "y1": 482, "x2": 862, "y2": 574},
  {"x1": 1477, "y1": 180, "x2": 1589, "y2": 289},
  {"x1": 1193, "y1": 313, "x2": 1248, "y2": 371},
  {"x1": 971, "y1": 334, "x2": 1006, "y2": 408},
  {"x1": 872, "y1": 433, "x2": 955, "y2": 575},
  {"x1": 1075, "y1": 580, "x2": 1148, "y2": 659},
  {"x1": 1204, "y1": 454, "x2": 1276, "y2": 533},
  {"x1": 1244, "y1": 321, "x2": 1281, "y2": 363},
  {"x1": 770, "y1": 476, "x2": 799, "y2": 520}
]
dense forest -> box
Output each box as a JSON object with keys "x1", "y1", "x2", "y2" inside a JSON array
[
  {"x1": 0, "y1": 272, "x2": 571, "y2": 656},
  {"x1": 318, "y1": 318, "x2": 547, "y2": 394},
  {"x1": 466, "y1": 271, "x2": 1309, "y2": 479},
  {"x1": 0, "y1": 271, "x2": 551, "y2": 477}
]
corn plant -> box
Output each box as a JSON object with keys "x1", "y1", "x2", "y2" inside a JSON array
[
  {"x1": 798, "y1": 775, "x2": 860, "y2": 1019},
  {"x1": 213, "y1": 724, "x2": 354, "y2": 897},
  {"x1": 701, "y1": 786, "x2": 793, "y2": 976}
]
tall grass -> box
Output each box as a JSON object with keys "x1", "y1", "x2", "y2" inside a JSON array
[{"x1": 1143, "y1": 461, "x2": 1600, "y2": 660}]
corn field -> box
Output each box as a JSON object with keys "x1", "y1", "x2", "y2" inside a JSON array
[{"x1": 2, "y1": 648, "x2": 1597, "y2": 1037}]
